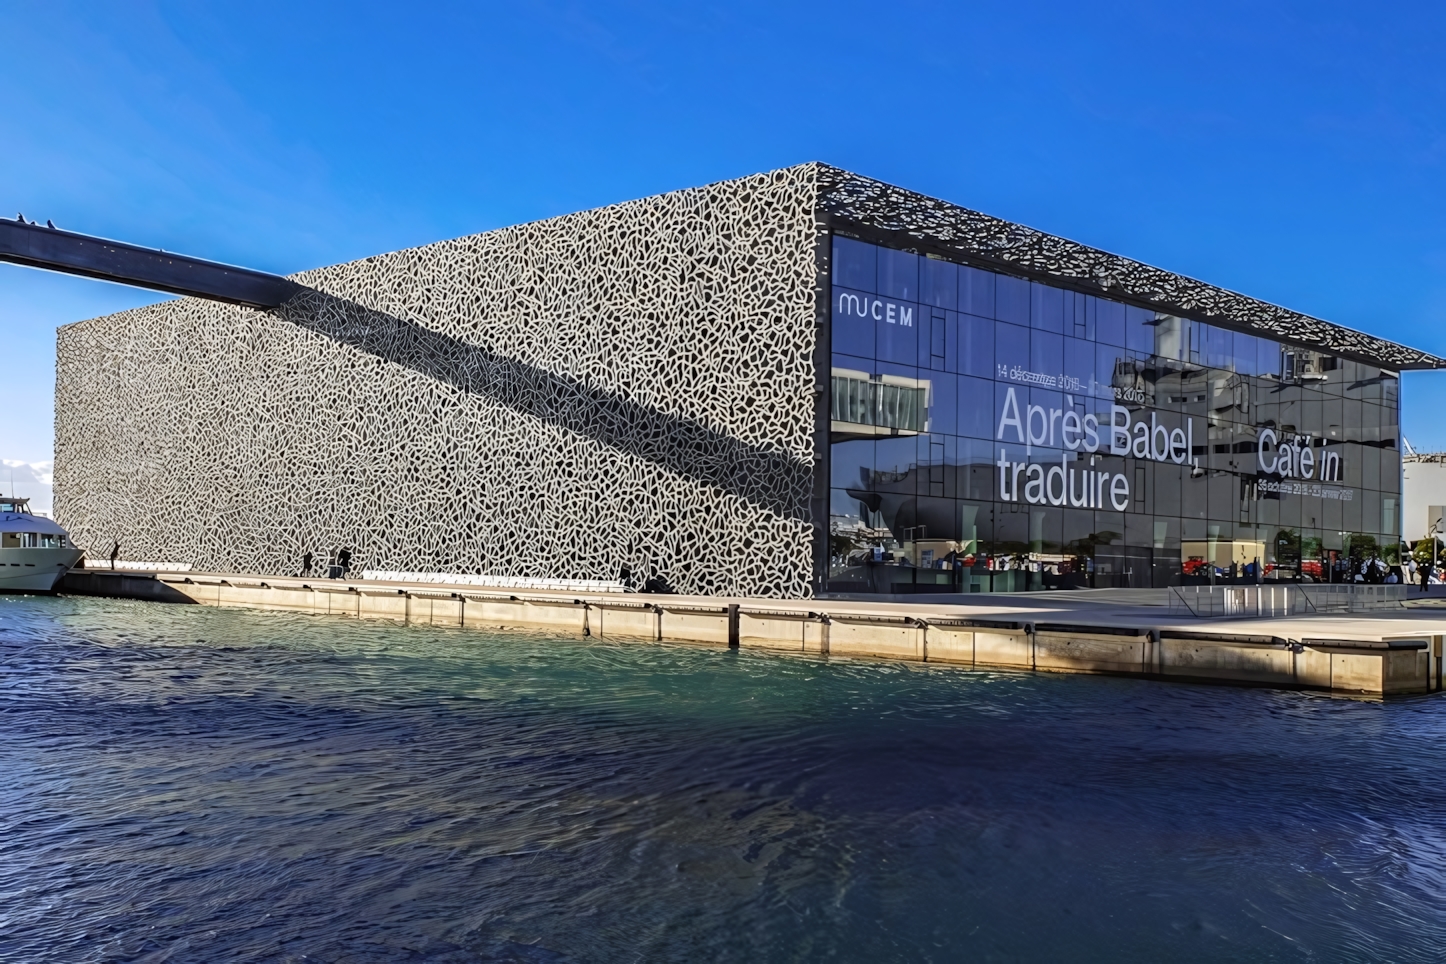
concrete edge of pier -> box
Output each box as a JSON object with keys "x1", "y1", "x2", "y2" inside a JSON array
[{"x1": 55, "y1": 568, "x2": 1446, "y2": 698}]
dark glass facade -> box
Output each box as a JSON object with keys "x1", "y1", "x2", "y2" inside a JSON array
[{"x1": 824, "y1": 235, "x2": 1402, "y2": 593}]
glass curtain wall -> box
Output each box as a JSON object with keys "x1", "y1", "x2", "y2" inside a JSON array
[{"x1": 825, "y1": 235, "x2": 1402, "y2": 594}]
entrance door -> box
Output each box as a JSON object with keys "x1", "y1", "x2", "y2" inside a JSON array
[{"x1": 1094, "y1": 547, "x2": 1158, "y2": 589}]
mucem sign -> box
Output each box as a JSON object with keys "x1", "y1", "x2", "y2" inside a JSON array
[{"x1": 54, "y1": 164, "x2": 1442, "y2": 597}]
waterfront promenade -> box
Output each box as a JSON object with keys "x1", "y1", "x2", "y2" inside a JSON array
[{"x1": 60, "y1": 568, "x2": 1446, "y2": 697}]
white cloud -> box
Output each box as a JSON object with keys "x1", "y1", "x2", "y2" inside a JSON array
[{"x1": 1, "y1": 460, "x2": 53, "y2": 516}]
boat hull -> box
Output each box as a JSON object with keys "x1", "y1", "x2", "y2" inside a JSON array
[{"x1": 0, "y1": 547, "x2": 86, "y2": 593}]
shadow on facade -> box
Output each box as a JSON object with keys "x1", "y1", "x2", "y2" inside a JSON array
[{"x1": 275, "y1": 288, "x2": 813, "y2": 521}]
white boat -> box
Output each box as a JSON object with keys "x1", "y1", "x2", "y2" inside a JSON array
[{"x1": 0, "y1": 497, "x2": 85, "y2": 593}]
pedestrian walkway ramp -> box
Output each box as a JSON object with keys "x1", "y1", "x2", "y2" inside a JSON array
[{"x1": 1168, "y1": 583, "x2": 1406, "y2": 618}]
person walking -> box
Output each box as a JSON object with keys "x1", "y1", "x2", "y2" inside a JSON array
[
  {"x1": 299, "y1": 551, "x2": 313, "y2": 578},
  {"x1": 337, "y1": 546, "x2": 353, "y2": 578},
  {"x1": 109, "y1": 540, "x2": 120, "y2": 570}
]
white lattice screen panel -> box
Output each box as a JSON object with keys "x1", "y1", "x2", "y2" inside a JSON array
[{"x1": 57, "y1": 167, "x2": 823, "y2": 597}]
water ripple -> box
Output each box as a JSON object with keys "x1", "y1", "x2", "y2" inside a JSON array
[{"x1": 0, "y1": 595, "x2": 1444, "y2": 961}]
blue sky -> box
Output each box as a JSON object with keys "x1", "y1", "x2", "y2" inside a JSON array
[{"x1": 4, "y1": 0, "x2": 1446, "y2": 469}]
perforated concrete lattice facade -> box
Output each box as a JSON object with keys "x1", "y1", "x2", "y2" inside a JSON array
[
  {"x1": 57, "y1": 167, "x2": 825, "y2": 597},
  {"x1": 54, "y1": 163, "x2": 1442, "y2": 598}
]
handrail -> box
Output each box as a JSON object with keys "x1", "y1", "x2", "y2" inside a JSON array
[
  {"x1": 1169, "y1": 585, "x2": 1204, "y2": 617},
  {"x1": 1170, "y1": 582, "x2": 1402, "y2": 619}
]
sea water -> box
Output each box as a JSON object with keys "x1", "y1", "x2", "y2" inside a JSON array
[{"x1": 1, "y1": 595, "x2": 1444, "y2": 962}]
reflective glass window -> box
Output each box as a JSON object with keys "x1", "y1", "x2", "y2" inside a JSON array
[
  {"x1": 1234, "y1": 333, "x2": 1261, "y2": 376},
  {"x1": 1095, "y1": 298, "x2": 1127, "y2": 347},
  {"x1": 920, "y1": 257, "x2": 958, "y2": 309},
  {"x1": 1125, "y1": 306, "x2": 1155, "y2": 355},
  {"x1": 928, "y1": 372, "x2": 957, "y2": 435},
  {"x1": 919, "y1": 308, "x2": 949, "y2": 369},
  {"x1": 1359, "y1": 491, "x2": 1382, "y2": 536},
  {"x1": 994, "y1": 381, "x2": 1023, "y2": 445},
  {"x1": 1355, "y1": 364, "x2": 1382, "y2": 399},
  {"x1": 1153, "y1": 316, "x2": 1189, "y2": 363},
  {"x1": 1030, "y1": 283, "x2": 1065, "y2": 333},
  {"x1": 875, "y1": 436, "x2": 919, "y2": 485},
  {"x1": 1381, "y1": 413, "x2": 1400, "y2": 452},
  {"x1": 1301, "y1": 399, "x2": 1323, "y2": 439},
  {"x1": 1030, "y1": 330, "x2": 1064, "y2": 380},
  {"x1": 1204, "y1": 325, "x2": 1234, "y2": 370},
  {"x1": 958, "y1": 375, "x2": 994, "y2": 440},
  {"x1": 1028, "y1": 387, "x2": 1066, "y2": 453},
  {"x1": 1063, "y1": 508, "x2": 1095, "y2": 554},
  {"x1": 876, "y1": 300, "x2": 920, "y2": 365},
  {"x1": 826, "y1": 238, "x2": 1402, "y2": 595},
  {"x1": 1067, "y1": 291, "x2": 1090, "y2": 340},
  {"x1": 995, "y1": 275, "x2": 1030, "y2": 325},
  {"x1": 1322, "y1": 491, "x2": 1343, "y2": 533},
  {"x1": 1258, "y1": 339, "x2": 1281, "y2": 381},
  {"x1": 995, "y1": 505, "x2": 1029, "y2": 554},
  {"x1": 1061, "y1": 336, "x2": 1093, "y2": 397},
  {"x1": 1382, "y1": 373, "x2": 1400, "y2": 406},
  {"x1": 1095, "y1": 343, "x2": 1125, "y2": 400},
  {"x1": 1362, "y1": 403, "x2": 1384, "y2": 447},
  {"x1": 831, "y1": 439, "x2": 874, "y2": 490},
  {"x1": 960, "y1": 266, "x2": 995, "y2": 318},
  {"x1": 1030, "y1": 507, "x2": 1063, "y2": 554},
  {"x1": 831, "y1": 289, "x2": 874, "y2": 358},
  {"x1": 878, "y1": 247, "x2": 919, "y2": 301},
  {"x1": 1382, "y1": 448, "x2": 1401, "y2": 491},
  {"x1": 1343, "y1": 491, "x2": 1363, "y2": 532},
  {"x1": 994, "y1": 322, "x2": 1029, "y2": 376},
  {"x1": 1362, "y1": 444, "x2": 1382, "y2": 490},
  {"x1": 1342, "y1": 400, "x2": 1364, "y2": 444},
  {"x1": 830, "y1": 487, "x2": 868, "y2": 529},
  {"x1": 959, "y1": 439, "x2": 995, "y2": 500},
  {"x1": 1317, "y1": 356, "x2": 1345, "y2": 397},
  {"x1": 833, "y1": 353, "x2": 874, "y2": 376},
  {"x1": 956, "y1": 313, "x2": 995, "y2": 379},
  {"x1": 833, "y1": 237, "x2": 876, "y2": 292},
  {"x1": 1155, "y1": 463, "x2": 1183, "y2": 516}
]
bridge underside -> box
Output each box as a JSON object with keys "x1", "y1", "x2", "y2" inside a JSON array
[{"x1": 0, "y1": 217, "x2": 299, "y2": 309}]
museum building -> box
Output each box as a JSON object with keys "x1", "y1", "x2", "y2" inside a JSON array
[{"x1": 54, "y1": 164, "x2": 1442, "y2": 598}]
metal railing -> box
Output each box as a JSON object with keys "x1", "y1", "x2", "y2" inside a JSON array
[
  {"x1": 81, "y1": 558, "x2": 194, "y2": 573},
  {"x1": 1169, "y1": 583, "x2": 1405, "y2": 618},
  {"x1": 830, "y1": 375, "x2": 928, "y2": 433},
  {"x1": 362, "y1": 570, "x2": 627, "y2": 593}
]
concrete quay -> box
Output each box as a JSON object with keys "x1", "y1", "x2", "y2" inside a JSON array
[{"x1": 57, "y1": 569, "x2": 1446, "y2": 698}]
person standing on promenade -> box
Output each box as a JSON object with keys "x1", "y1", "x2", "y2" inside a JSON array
[
  {"x1": 338, "y1": 546, "x2": 352, "y2": 578},
  {"x1": 299, "y1": 551, "x2": 313, "y2": 578},
  {"x1": 109, "y1": 540, "x2": 120, "y2": 570}
]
